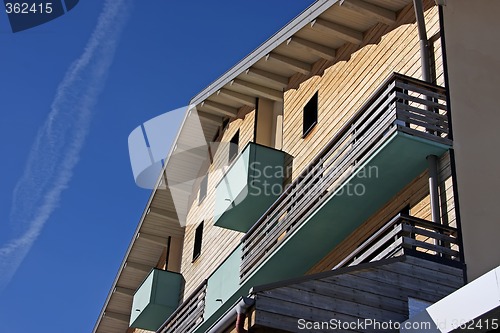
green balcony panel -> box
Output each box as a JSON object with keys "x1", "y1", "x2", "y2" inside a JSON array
[
  {"x1": 130, "y1": 269, "x2": 183, "y2": 331},
  {"x1": 214, "y1": 143, "x2": 285, "y2": 232},
  {"x1": 244, "y1": 132, "x2": 450, "y2": 285},
  {"x1": 204, "y1": 245, "x2": 242, "y2": 320}
]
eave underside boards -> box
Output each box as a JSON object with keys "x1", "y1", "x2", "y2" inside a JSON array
[
  {"x1": 194, "y1": 0, "x2": 416, "y2": 119},
  {"x1": 94, "y1": 186, "x2": 185, "y2": 333}
]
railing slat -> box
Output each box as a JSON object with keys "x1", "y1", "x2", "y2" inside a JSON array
[
  {"x1": 401, "y1": 224, "x2": 457, "y2": 244},
  {"x1": 395, "y1": 81, "x2": 446, "y2": 100},
  {"x1": 397, "y1": 125, "x2": 452, "y2": 146},
  {"x1": 159, "y1": 280, "x2": 207, "y2": 333},
  {"x1": 395, "y1": 91, "x2": 448, "y2": 111},
  {"x1": 350, "y1": 224, "x2": 403, "y2": 266},
  {"x1": 335, "y1": 214, "x2": 461, "y2": 269},
  {"x1": 402, "y1": 237, "x2": 460, "y2": 258},
  {"x1": 401, "y1": 215, "x2": 458, "y2": 234},
  {"x1": 397, "y1": 110, "x2": 449, "y2": 134}
]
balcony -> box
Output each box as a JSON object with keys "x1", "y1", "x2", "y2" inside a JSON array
[
  {"x1": 334, "y1": 214, "x2": 462, "y2": 269},
  {"x1": 214, "y1": 142, "x2": 286, "y2": 232},
  {"x1": 129, "y1": 269, "x2": 183, "y2": 331},
  {"x1": 241, "y1": 73, "x2": 452, "y2": 283},
  {"x1": 249, "y1": 255, "x2": 464, "y2": 333},
  {"x1": 247, "y1": 214, "x2": 463, "y2": 332},
  {"x1": 157, "y1": 280, "x2": 207, "y2": 333}
]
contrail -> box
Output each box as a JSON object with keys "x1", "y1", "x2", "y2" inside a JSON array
[{"x1": 0, "y1": 0, "x2": 131, "y2": 291}]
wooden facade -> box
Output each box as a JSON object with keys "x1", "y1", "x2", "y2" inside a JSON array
[
  {"x1": 94, "y1": 1, "x2": 467, "y2": 333},
  {"x1": 179, "y1": 0, "x2": 447, "y2": 299}
]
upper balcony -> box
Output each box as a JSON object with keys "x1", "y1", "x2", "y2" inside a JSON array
[
  {"x1": 214, "y1": 142, "x2": 286, "y2": 232},
  {"x1": 240, "y1": 73, "x2": 452, "y2": 283}
]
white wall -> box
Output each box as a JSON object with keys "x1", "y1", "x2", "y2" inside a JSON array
[{"x1": 443, "y1": 0, "x2": 500, "y2": 280}]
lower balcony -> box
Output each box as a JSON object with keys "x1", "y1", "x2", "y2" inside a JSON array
[
  {"x1": 334, "y1": 214, "x2": 462, "y2": 269},
  {"x1": 241, "y1": 73, "x2": 452, "y2": 284},
  {"x1": 248, "y1": 255, "x2": 464, "y2": 333},
  {"x1": 129, "y1": 269, "x2": 183, "y2": 331}
]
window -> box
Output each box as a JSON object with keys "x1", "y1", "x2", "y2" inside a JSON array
[
  {"x1": 255, "y1": 98, "x2": 283, "y2": 149},
  {"x1": 222, "y1": 118, "x2": 230, "y2": 131},
  {"x1": 303, "y1": 92, "x2": 318, "y2": 137},
  {"x1": 193, "y1": 222, "x2": 204, "y2": 261},
  {"x1": 229, "y1": 130, "x2": 239, "y2": 162},
  {"x1": 198, "y1": 174, "x2": 208, "y2": 204}
]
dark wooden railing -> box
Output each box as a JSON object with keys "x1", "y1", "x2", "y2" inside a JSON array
[
  {"x1": 240, "y1": 73, "x2": 450, "y2": 282},
  {"x1": 334, "y1": 214, "x2": 461, "y2": 269},
  {"x1": 158, "y1": 280, "x2": 207, "y2": 333}
]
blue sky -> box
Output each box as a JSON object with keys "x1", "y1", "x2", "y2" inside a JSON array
[{"x1": 0, "y1": 1, "x2": 315, "y2": 332}]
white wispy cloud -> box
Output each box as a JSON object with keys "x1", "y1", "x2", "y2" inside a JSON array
[{"x1": 0, "y1": 0, "x2": 131, "y2": 291}]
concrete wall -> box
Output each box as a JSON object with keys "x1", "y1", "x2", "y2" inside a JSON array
[{"x1": 443, "y1": 0, "x2": 500, "y2": 280}]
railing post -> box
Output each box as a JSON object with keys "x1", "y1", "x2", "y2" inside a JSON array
[
  {"x1": 427, "y1": 154, "x2": 445, "y2": 257},
  {"x1": 427, "y1": 155, "x2": 440, "y2": 224}
]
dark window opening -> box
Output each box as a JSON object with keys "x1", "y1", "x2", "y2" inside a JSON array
[
  {"x1": 198, "y1": 175, "x2": 208, "y2": 204},
  {"x1": 303, "y1": 92, "x2": 318, "y2": 137},
  {"x1": 193, "y1": 222, "x2": 204, "y2": 261},
  {"x1": 229, "y1": 130, "x2": 240, "y2": 162},
  {"x1": 222, "y1": 118, "x2": 230, "y2": 131}
]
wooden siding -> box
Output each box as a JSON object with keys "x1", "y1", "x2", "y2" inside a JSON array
[
  {"x1": 180, "y1": 110, "x2": 256, "y2": 298},
  {"x1": 251, "y1": 256, "x2": 463, "y2": 333},
  {"x1": 283, "y1": 4, "x2": 441, "y2": 182}
]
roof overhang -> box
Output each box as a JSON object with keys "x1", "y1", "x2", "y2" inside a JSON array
[
  {"x1": 92, "y1": 180, "x2": 185, "y2": 333},
  {"x1": 189, "y1": 0, "x2": 417, "y2": 119}
]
